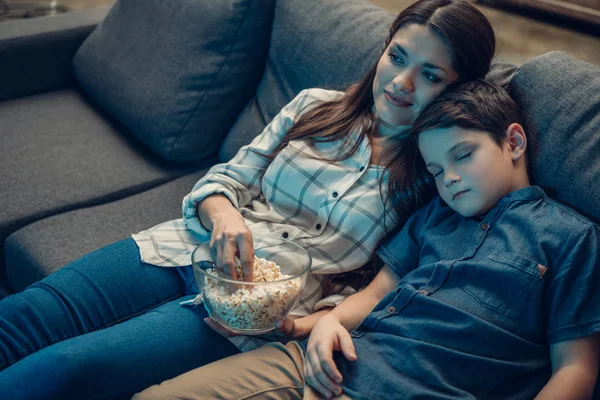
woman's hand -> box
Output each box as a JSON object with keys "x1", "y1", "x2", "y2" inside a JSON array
[
  {"x1": 199, "y1": 194, "x2": 254, "y2": 282},
  {"x1": 304, "y1": 315, "x2": 357, "y2": 399}
]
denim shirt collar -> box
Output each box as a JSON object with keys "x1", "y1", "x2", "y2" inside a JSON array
[
  {"x1": 476, "y1": 186, "x2": 545, "y2": 223},
  {"x1": 496, "y1": 186, "x2": 545, "y2": 206}
]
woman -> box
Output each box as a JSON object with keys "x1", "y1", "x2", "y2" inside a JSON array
[{"x1": 0, "y1": 0, "x2": 495, "y2": 399}]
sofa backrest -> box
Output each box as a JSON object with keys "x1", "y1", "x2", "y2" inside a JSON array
[
  {"x1": 509, "y1": 51, "x2": 600, "y2": 223},
  {"x1": 218, "y1": 0, "x2": 394, "y2": 162}
]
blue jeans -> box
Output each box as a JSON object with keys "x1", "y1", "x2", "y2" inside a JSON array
[{"x1": 0, "y1": 239, "x2": 240, "y2": 400}]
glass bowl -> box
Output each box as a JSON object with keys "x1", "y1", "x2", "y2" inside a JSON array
[{"x1": 191, "y1": 238, "x2": 311, "y2": 335}]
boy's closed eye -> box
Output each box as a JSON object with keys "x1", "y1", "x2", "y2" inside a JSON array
[
  {"x1": 455, "y1": 151, "x2": 472, "y2": 161},
  {"x1": 431, "y1": 169, "x2": 443, "y2": 178},
  {"x1": 427, "y1": 152, "x2": 472, "y2": 178}
]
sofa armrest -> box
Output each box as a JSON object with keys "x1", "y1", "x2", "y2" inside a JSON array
[{"x1": 0, "y1": 6, "x2": 110, "y2": 101}]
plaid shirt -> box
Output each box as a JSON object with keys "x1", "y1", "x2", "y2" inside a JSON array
[{"x1": 133, "y1": 88, "x2": 398, "y2": 351}]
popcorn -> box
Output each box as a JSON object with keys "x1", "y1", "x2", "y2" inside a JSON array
[{"x1": 203, "y1": 256, "x2": 303, "y2": 331}]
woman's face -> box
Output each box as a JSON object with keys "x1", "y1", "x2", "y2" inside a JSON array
[{"x1": 372, "y1": 24, "x2": 458, "y2": 134}]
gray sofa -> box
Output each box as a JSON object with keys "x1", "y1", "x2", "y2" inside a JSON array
[{"x1": 1, "y1": 0, "x2": 599, "y2": 396}]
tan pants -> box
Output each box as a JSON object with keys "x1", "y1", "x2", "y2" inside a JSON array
[{"x1": 132, "y1": 341, "x2": 353, "y2": 400}]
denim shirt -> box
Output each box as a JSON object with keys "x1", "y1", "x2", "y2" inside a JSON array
[{"x1": 303, "y1": 186, "x2": 600, "y2": 400}]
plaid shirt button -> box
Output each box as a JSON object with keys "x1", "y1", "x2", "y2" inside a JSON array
[
  {"x1": 316, "y1": 223, "x2": 322, "y2": 230},
  {"x1": 332, "y1": 191, "x2": 338, "y2": 198},
  {"x1": 282, "y1": 232, "x2": 289, "y2": 239},
  {"x1": 359, "y1": 166, "x2": 365, "y2": 172}
]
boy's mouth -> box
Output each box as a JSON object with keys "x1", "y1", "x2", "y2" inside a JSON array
[{"x1": 452, "y1": 190, "x2": 470, "y2": 200}]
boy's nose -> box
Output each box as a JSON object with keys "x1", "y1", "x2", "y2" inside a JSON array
[{"x1": 444, "y1": 171, "x2": 460, "y2": 187}]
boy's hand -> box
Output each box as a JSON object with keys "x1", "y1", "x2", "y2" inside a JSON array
[{"x1": 304, "y1": 315, "x2": 357, "y2": 398}]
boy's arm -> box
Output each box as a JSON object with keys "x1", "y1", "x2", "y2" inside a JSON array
[
  {"x1": 325, "y1": 264, "x2": 400, "y2": 330},
  {"x1": 535, "y1": 333, "x2": 600, "y2": 400},
  {"x1": 303, "y1": 265, "x2": 400, "y2": 398},
  {"x1": 281, "y1": 264, "x2": 400, "y2": 341}
]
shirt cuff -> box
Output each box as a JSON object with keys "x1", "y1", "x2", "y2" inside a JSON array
[
  {"x1": 313, "y1": 286, "x2": 357, "y2": 311},
  {"x1": 182, "y1": 185, "x2": 239, "y2": 235}
]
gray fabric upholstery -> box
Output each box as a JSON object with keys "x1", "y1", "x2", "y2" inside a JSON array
[
  {"x1": 5, "y1": 170, "x2": 208, "y2": 292},
  {"x1": 73, "y1": 0, "x2": 275, "y2": 163},
  {"x1": 0, "y1": 7, "x2": 109, "y2": 102},
  {"x1": 509, "y1": 51, "x2": 600, "y2": 222},
  {"x1": 218, "y1": 0, "x2": 395, "y2": 162},
  {"x1": 487, "y1": 59, "x2": 518, "y2": 89},
  {"x1": 0, "y1": 89, "x2": 201, "y2": 284}
]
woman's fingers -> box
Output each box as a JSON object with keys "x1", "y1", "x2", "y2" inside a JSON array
[
  {"x1": 218, "y1": 237, "x2": 238, "y2": 280},
  {"x1": 237, "y1": 231, "x2": 254, "y2": 282},
  {"x1": 274, "y1": 317, "x2": 296, "y2": 337}
]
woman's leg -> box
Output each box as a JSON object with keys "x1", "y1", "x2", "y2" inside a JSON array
[
  {"x1": 0, "y1": 295, "x2": 239, "y2": 400},
  {"x1": 0, "y1": 238, "x2": 240, "y2": 399},
  {"x1": 0, "y1": 238, "x2": 184, "y2": 370}
]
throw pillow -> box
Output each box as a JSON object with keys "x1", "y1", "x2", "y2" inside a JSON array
[{"x1": 73, "y1": 0, "x2": 275, "y2": 162}]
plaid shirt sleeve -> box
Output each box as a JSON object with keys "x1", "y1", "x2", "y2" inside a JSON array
[
  {"x1": 313, "y1": 285, "x2": 358, "y2": 311},
  {"x1": 181, "y1": 89, "x2": 333, "y2": 235}
]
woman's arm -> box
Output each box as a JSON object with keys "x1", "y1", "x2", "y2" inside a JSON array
[
  {"x1": 183, "y1": 90, "x2": 330, "y2": 279},
  {"x1": 535, "y1": 333, "x2": 600, "y2": 400}
]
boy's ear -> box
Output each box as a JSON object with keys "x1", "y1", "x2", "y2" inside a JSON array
[{"x1": 505, "y1": 123, "x2": 527, "y2": 161}]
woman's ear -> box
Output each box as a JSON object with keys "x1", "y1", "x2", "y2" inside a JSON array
[{"x1": 505, "y1": 123, "x2": 527, "y2": 161}]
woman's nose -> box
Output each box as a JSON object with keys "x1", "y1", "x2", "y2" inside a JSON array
[{"x1": 392, "y1": 69, "x2": 415, "y2": 93}]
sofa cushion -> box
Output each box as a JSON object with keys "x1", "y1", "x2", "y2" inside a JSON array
[
  {"x1": 73, "y1": 0, "x2": 275, "y2": 163},
  {"x1": 5, "y1": 171, "x2": 208, "y2": 292},
  {"x1": 218, "y1": 0, "x2": 518, "y2": 162},
  {"x1": 0, "y1": 89, "x2": 201, "y2": 286},
  {"x1": 509, "y1": 51, "x2": 600, "y2": 222}
]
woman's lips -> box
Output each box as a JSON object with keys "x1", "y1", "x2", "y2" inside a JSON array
[{"x1": 384, "y1": 91, "x2": 413, "y2": 108}]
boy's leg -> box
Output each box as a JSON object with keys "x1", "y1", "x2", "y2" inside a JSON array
[
  {"x1": 0, "y1": 295, "x2": 240, "y2": 400},
  {"x1": 0, "y1": 238, "x2": 187, "y2": 370},
  {"x1": 134, "y1": 342, "x2": 354, "y2": 400},
  {"x1": 134, "y1": 341, "x2": 305, "y2": 400}
]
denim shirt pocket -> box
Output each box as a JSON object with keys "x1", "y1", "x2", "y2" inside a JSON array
[{"x1": 462, "y1": 252, "x2": 545, "y2": 320}]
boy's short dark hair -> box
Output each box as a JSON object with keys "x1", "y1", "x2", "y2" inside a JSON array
[{"x1": 410, "y1": 80, "x2": 528, "y2": 150}]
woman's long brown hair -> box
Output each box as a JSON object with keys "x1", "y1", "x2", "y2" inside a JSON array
[{"x1": 268, "y1": 0, "x2": 496, "y2": 294}]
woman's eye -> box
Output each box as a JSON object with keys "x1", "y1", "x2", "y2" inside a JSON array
[
  {"x1": 388, "y1": 52, "x2": 405, "y2": 65},
  {"x1": 456, "y1": 152, "x2": 472, "y2": 161},
  {"x1": 423, "y1": 71, "x2": 441, "y2": 83},
  {"x1": 432, "y1": 170, "x2": 443, "y2": 178}
]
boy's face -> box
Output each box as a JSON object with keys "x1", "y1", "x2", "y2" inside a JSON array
[{"x1": 418, "y1": 125, "x2": 527, "y2": 217}]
